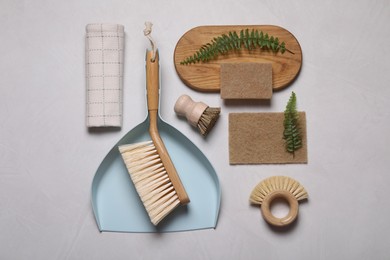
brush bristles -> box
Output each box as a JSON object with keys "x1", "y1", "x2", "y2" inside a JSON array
[
  {"x1": 198, "y1": 107, "x2": 221, "y2": 136},
  {"x1": 119, "y1": 140, "x2": 180, "y2": 225},
  {"x1": 250, "y1": 176, "x2": 308, "y2": 205}
]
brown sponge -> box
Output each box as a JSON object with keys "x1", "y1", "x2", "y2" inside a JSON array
[
  {"x1": 220, "y1": 62, "x2": 272, "y2": 99},
  {"x1": 229, "y1": 112, "x2": 307, "y2": 164}
]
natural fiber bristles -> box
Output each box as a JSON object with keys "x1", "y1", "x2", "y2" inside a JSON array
[
  {"x1": 198, "y1": 107, "x2": 221, "y2": 136},
  {"x1": 119, "y1": 140, "x2": 180, "y2": 225},
  {"x1": 249, "y1": 176, "x2": 308, "y2": 205}
]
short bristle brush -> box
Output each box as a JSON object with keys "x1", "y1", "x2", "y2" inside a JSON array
[
  {"x1": 119, "y1": 51, "x2": 190, "y2": 225},
  {"x1": 174, "y1": 94, "x2": 220, "y2": 137},
  {"x1": 250, "y1": 176, "x2": 308, "y2": 227}
]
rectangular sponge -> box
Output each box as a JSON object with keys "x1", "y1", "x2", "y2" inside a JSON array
[
  {"x1": 220, "y1": 62, "x2": 272, "y2": 100},
  {"x1": 229, "y1": 112, "x2": 308, "y2": 164}
]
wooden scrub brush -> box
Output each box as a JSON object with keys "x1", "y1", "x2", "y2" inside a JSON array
[
  {"x1": 249, "y1": 176, "x2": 308, "y2": 227},
  {"x1": 174, "y1": 94, "x2": 220, "y2": 136},
  {"x1": 118, "y1": 51, "x2": 189, "y2": 226}
]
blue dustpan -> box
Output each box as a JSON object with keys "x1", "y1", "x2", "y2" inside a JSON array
[{"x1": 91, "y1": 50, "x2": 221, "y2": 232}]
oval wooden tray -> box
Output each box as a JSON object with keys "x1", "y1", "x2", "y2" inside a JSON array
[{"x1": 174, "y1": 25, "x2": 302, "y2": 92}]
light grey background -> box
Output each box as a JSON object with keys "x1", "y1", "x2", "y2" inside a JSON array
[{"x1": 1, "y1": 0, "x2": 389, "y2": 259}]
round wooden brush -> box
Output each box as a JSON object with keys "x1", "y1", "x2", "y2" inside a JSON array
[
  {"x1": 249, "y1": 176, "x2": 308, "y2": 227},
  {"x1": 174, "y1": 94, "x2": 220, "y2": 137}
]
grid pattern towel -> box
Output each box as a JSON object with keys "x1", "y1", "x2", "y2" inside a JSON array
[{"x1": 85, "y1": 24, "x2": 124, "y2": 127}]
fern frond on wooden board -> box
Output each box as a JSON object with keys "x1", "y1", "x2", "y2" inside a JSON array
[
  {"x1": 180, "y1": 29, "x2": 292, "y2": 65},
  {"x1": 174, "y1": 25, "x2": 303, "y2": 92},
  {"x1": 283, "y1": 92, "x2": 302, "y2": 156}
]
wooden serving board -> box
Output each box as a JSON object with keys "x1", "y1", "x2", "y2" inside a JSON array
[{"x1": 174, "y1": 25, "x2": 302, "y2": 92}]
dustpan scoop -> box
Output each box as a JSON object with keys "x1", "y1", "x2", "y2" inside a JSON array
[{"x1": 91, "y1": 49, "x2": 221, "y2": 232}]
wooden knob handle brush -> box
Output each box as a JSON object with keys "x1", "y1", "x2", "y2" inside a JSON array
[{"x1": 174, "y1": 95, "x2": 221, "y2": 137}]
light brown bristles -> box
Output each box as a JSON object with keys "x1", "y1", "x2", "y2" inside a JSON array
[{"x1": 198, "y1": 107, "x2": 221, "y2": 136}]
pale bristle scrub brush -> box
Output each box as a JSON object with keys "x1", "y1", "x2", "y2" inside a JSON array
[
  {"x1": 174, "y1": 94, "x2": 220, "y2": 137},
  {"x1": 249, "y1": 176, "x2": 308, "y2": 227}
]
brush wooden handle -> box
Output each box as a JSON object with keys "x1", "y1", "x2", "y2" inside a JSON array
[
  {"x1": 146, "y1": 50, "x2": 190, "y2": 205},
  {"x1": 174, "y1": 94, "x2": 208, "y2": 127},
  {"x1": 261, "y1": 191, "x2": 298, "y2": 227}
]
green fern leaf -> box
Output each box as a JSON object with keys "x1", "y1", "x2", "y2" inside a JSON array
[
  {"x1": 244, "y1": 29, "x2": 249, "y2": 49},
  {"x1": 180, "y1": 29, "x2": 293, "y2": 65},
  {"x1": 283, "y1": 92, "x2": 302, "y2": 157}
]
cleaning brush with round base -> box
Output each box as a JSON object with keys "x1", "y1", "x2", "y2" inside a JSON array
[{"x1": 249, "y1": 176, "x2": 308, "y2": 227}]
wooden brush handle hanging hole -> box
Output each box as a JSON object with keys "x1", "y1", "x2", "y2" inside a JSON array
[{"x1": 261, "y1": 191, "x2": 299, "y2": 227}]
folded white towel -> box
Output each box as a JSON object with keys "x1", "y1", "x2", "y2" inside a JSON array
[{"x1": 85, "y1": 24, "x2": 124, "y2": 127}]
